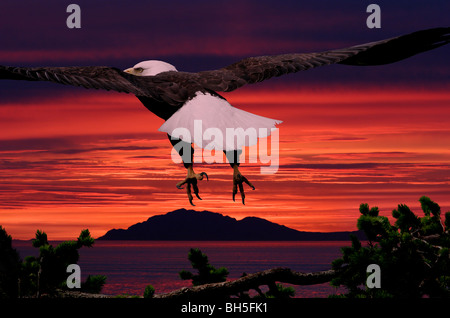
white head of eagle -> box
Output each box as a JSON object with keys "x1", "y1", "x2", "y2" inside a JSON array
[
  {"x1": 1, "y1": 27, "x2": 448, "y2": 205},
  {"x1": 124, "y1": 60, "x2": 177, "y2": 76}
]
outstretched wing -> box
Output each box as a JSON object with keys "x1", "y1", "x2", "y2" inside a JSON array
[
  {"x1": 1, "y1": 27, "x2": 448, "y2": 101},
  {"x1": 0, "y1": 65, "x2": 146, "y2": 95},
  {"x1": 196, "y1": 27, "x2": 450, "y2": 92}
]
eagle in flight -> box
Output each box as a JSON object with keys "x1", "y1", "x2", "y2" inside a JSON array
[{"x1": 1, "y1": 27, "x2": 449, "y2": 205}]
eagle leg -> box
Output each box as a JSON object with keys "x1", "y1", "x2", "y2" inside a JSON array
[
  {"x1": 226, "y1": 150, "x2": 255, "y2": 205},
  {"x1": 168, "y1": 134, "x2": 208, "y2": 206},
  {"x1": 232, "y1": 165, "x2": 255, "y2": 205},
  {"x1": 176, "y1": 165, "x2": 208, "y2": 206}
]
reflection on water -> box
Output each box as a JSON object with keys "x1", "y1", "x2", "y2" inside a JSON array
[{"x1": 13, "y1": 240, "x2": 349, "y2": 298}]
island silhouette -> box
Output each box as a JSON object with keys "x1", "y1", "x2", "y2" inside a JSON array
[{"x1": 98, "y1": 209, "x2": 364, "y2": 241}]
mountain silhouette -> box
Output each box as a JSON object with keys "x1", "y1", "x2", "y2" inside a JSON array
[{"x1": 98, "y1": 209, "x2": 365, "y2": 241}]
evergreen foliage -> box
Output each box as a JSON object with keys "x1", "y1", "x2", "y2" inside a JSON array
[
  {"x1": 331, "y1": 196, "x2": 450, "y2": 298},
  {"x1": 81, "y1": 275, "x2": 107, "y2": 294},
  {"x1": 179, "y1": 248, "x2": 296, "y2": 298},
  {"x1": 0, "y1": 228, "x2": 105, "y2": 298},
  {"x1": 264, "y1": 283, "x2": 295, "y2": 298},
  {"x1": 179, "y1": 248, "x2": 229, "y2": 286},
  {"x1": 143, "y1": 284, "x2": 155, "y2": 298},
  {"x1": 0, "y1": 226, "x2": 21, "y2": 298}
]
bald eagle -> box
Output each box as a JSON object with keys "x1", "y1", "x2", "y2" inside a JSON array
[{"x1": 1, "y1": 27, "x2": 449, "y2": 205}]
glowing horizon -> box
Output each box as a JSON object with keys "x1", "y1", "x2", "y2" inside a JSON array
[
  {"x1": 2, "y1": 86, "x2": 450, "y2": 240},
  {"x1": 1, "y1": 0, "x2": 449, "y2": 240}
]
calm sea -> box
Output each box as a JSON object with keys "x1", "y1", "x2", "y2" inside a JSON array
[{"x1": 12, "y1": 240, "x2": 350, "y2": 298}]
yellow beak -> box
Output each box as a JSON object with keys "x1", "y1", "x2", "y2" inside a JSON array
[{"x1": 123, "y1": 68, "x2": 134, "y2": 74}]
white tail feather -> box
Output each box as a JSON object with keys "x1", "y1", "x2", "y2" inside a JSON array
[{"x1": 158, "y1": 92, "x2": 282, "y2": 151}]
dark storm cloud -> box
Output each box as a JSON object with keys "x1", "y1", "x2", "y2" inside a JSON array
[
  {"x1": 0, "y1": 0, "x2": 448, "y2": 92},
  {"x1": 1, "y1": 1, "x2": 448, "y2": 60}
]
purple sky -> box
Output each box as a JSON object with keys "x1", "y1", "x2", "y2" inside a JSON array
[{"x1": 1, "y1": 0, "x2": 449, "y2": 239}]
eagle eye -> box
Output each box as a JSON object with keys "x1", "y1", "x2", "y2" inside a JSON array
[{"x1": 134, "y1": 67, "x2": 144, "y2": 73}]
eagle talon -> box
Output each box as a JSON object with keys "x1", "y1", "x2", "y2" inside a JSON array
[
  {"x1": 232, "y1": 167, "x2": 255, "y2": 205},
  {"x1": 3, "y1": 29, "x2": 449, "y2": 213},
  {"x1": 178, "y1": 166, "x2": 206, "y2": 205}
]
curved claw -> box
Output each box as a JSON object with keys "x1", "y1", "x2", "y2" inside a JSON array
[
  {"x1": 239, "y1": 182, "x2": 245, "y2": 205},
  {"x1": 232, "y1": 172, "x2": 255, "y2": 205},
  {"x1": 242, "y1": 176, "x2": 255, "y2": 191},
  {"x1": 200, "y1": 172, "x2": 209, "y2": 181},
  {"x1": 193, "y1": 182, "x2": 202, "y2": 200},
  {"x1": 232, "y1": 191, "x2": 244, "y2": 205},
  {"x1": 177, "y1": 168, "x2": 207, "y2": 206},
  {"x1": 187, "y1": 183, "x2": 195, "y2": 206}
]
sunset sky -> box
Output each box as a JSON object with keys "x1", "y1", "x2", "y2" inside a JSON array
[{"x1": 1, "y1": 0, "x2": 449, "y2": 240}]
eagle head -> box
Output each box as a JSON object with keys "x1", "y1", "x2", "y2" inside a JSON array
[{"x1": 123, "y1": 60, "x2": 177, "y2": 76}]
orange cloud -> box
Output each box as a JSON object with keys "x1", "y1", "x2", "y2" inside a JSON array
[{"x1": 1, "y1": 86, "x2": 450, "y2": 239}]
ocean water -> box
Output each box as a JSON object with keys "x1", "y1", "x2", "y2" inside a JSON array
[{"x1": 12, "y1": 240, "x2": 350, "y2": 298}]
